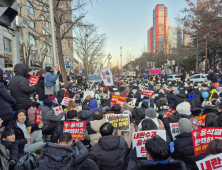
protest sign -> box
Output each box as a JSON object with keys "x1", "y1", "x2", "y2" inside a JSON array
[
  {"x1": 29, "y1": 75, "x2": 39, "y2": 85},
  {"x1": 61, "y1": 97, "x2": 72, "y2": 106},
  {"x1": 53, "y1": 106, "x2": 65, "y2": 120},
  {"x1": 55, "y1": 64, "x2": 60, "y2": 71},
  {"x1": 63, "y1": 121, "x2": 86, "y2": 140},
  {"x1": 170, "y1": 123, "x2": 180, "y2": 140},
  {"x1": 196, "y1": 153, "x2": 222, "y2": 170},
  {"x1": 192, "y1": 128, "x2": 222, "y2": 156},
  {"x1": 100, "y1": 67, "x2": 114, "y2": 86},
  {"x1": 106, "y1": 114, "x2": 130, "y2": 131},
  {"x1": 165, "y1": 108, "x2": 176, "y2": 118},
  {"x1": 111, "y1": 95, "x2": 126, "y2": 107},
  {"x1": 103, "y1": 113, "x2": 114, "y2": 119},
  {"x1": 190, "y1": 115, "x2": 207, "y2": 129},
  {"x1": 132, "y1": 98, "x2": 137, "y2": 106},
  {"x1": 133, "y1": 130, "x2": 166, "y2": 157},
  {"x1": 83, "y1": 91, "x2": 95, "y2": 99},
  {"x1": 141, "y1": 90, "x2": 154, "y2": 98},
  {"x1": 35, "y1": 109, "x2": 42, "y2": 124}
]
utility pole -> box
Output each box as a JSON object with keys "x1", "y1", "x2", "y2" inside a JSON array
[
  {"x1": 196, "y1": 37, "x2": 198, "y2": 73},
  {"x1": 49, "y1": 0, "x2": 59, "y2": 92}
]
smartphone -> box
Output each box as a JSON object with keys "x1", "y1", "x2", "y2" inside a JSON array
[{"x1": 193, "y1": 119, "x2": 198, "y2": 124}]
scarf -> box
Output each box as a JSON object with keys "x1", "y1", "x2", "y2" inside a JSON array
[{"x1": 16, "y1": 121, "x2": 29, "y2": 138}]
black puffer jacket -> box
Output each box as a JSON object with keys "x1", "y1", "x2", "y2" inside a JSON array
[
  {"x1": 89, "y1": 135, "x2": 129, "y2": 170},
  {"x1": 8, "y1": 113, "x2": 40, "y2": 153},
  {"x1": 79, "y1": 110, "x2": 93, "y2": 128},
  {"x1": 38, "y1": 141, "x2": 88, "y2": 170},
  {"x1": 36, "y1": 76, "x2": 45, "y2": 101},
  {"x1": 0, "y1": 68, "x2": 16, "y2": 126},
  {"x1": 9, "y1": 64, "x2": 36, "y2": 111},
  {"x1": 170, "y1": 93, "x2": 187, "y2": 109},
  {"x1": 188, "y1": 89, "x2": 201, "y2": 108},
  {"x1": 57, "y1": 90, "x2": 66, "y2": 105},
  {"x1": 132, "y1": 108, "x2": 146, "y2": 125},
  {"x1": 172, "y1": 133, "x2": 203, "y2": 170}
]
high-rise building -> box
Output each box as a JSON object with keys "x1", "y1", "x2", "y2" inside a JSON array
[
  {"x1": 183, "y1": 24, "x2": 191, "y2": 46},
  {"x1": 167, "y1": 26, "x2": 182, "y2": 54},
  {"x1": 153, "y1": 4, "x2": 169, "y2": 53},
  {"x1": 147, "y1": 27, "x2": 154, "y2": 53}
]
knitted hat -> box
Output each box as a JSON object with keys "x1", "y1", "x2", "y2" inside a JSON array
[
  {"x1": 145, "y1": 108, "x2": 159, "y2": 118},
  {"x1": 176, "y1": 102, "x2": 191, "y2": 115},
  {"x1": 178, "y1": 118, "x2": 192, "y2": 133},
  {"x1": 43, "y1": 98, "x2": 53, "y2": 108},
  {"x1": 48, "y1": 95, "x2": 55, "y2": 101}
]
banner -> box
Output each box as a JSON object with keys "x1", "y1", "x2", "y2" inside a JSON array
[
  {"x1": 61, "y1": 97, "x2": 72, "y2": 106},
  {"x1": 103, "y1": 113, "x2": 114, "y2": 119},
  {"x1": 192, "y1": 128, "x2": 222, "y2": 156},
  {"x1": 170, "y1": 123, "x2": 180, "y2": 140},
  {"x1": 35, "y1": 109, "x2": 42, "y2": 124},
  {"x1": 196, "y1": 153, "x2": 222, "y2": 170},
  {"x1": 29, "y1": 75, "x2": 39, "y2": 85},
  {"x1": 190, "y1": 115, "x2": 207, "y2": 129},
  {"x1": 111, "y1": 95, "x2": 126, "y2": 107},
  {"x1": 141, "y1": 90, "x2": 154, "y2": 98},
  {"x1": 55, "y1": 64, "x2": 60, "y2": 71},
  {"x1": 106, "y1": 114, "x2": 130, "y2": 131},
  {"x1": 165, "y1": 108, "x2": 176, "y2": 118},
  {"x1": 63, "y1": 121, "x2": 86, "y2": 140},
  {"x1": 100, "y1": 67, "x2": 114, "y2": 86},
  {"x1": 132, "y1": 130, "x2": 166, "y2": 157}
]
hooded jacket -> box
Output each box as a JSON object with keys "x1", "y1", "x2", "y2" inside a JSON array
[
  {"x1": 38, "y1": 105, "x2": 65, "y2": 131},
  {"x1": 57, "y1": 90, "x2": 66, "y2": 105},
  {"x1": 170, "y1": 93, "x2": 187, "y2": 109},
  {"x1": 132, "y1": 107, "x2": 146, "y2": 125},
  {"x1": 36, "y1": 76, "x2": 45, "y2": 101},
  {"x1": 38, "y1": 141, "x2": 88, "y2": 170},
  {"x1": 188, "y1": 89, "x2": 201, "y2": 108},
  {"x1": 44, "y1": 71, "x2": 59, "y2": 87},
  {"x1": 0, "y1": 68, "x2": 16, "y2": 126},
  {"x1": 79, "y1": 158, "x2": 99, "y2": 170},
  {"x1": 123, "y1": 102, "x2": 135, "y2": 113},
  {"x1": 89, "y1": 99, "x2": 102, "y2": 111},
  {"x1": 78, "y1": 110, "x2": 93, "y2": 128},
  {"x1": 88, "y1": 119, "x2": 106, "y2": 146},
  {"x1": 9, "y1": 64, "x2": 36, "y2": 111},
  {"x1": 89, "y1": 135, "x2": 129, "y2": 170}
]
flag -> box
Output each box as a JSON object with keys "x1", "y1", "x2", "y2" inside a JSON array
[{"x1": 136, "y1": 65, "x2": 139, "y2": 71}]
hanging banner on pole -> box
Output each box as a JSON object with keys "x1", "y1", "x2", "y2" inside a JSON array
[{"x1": 100, "y1": 67, "x2": 113, "y2": 86}]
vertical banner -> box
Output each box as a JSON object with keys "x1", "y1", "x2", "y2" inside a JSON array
[
  {"x1": 35, "y1": 109, "x2": 42, "y2": 124},
  {"x1": 63, "y1": 121, "x2": 86, "y2": 140},
  {"x1": 192, "y1": 128, "x2": 222, "y2": 156},
  {"x1": 196, "y1": 153, "x2": 222, "y2": 170},
  {"x1": 106, "y1": 114, "x2": 130, "y2": 131},
  {"x1": 132, "y1": 130, "x2": 166, "y2": 157},
  {"x1": 29, "y1": 75, "x2": 39, "y2": 85},
  {"x1": 170, "y1": 123, "x2": 180, "y2": 140},
  {"x1": 100, "y1": 67, "x2": 114, "y2": 86}
]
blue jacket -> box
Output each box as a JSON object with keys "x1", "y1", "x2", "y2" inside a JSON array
[
  {"x1": 89, "y1": 99, "x2": 102, "y2": 111},
  {"x1": 44, "y1": 72, "x2": 59, "y2": 87}
]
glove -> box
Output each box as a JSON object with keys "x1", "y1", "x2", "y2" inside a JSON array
[{"x1": 57, "y1": 71, "x2": 60, "y2": 75}]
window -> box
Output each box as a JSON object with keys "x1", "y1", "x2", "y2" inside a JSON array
[
  {"x1": 31, "y1": 51, "x2": 37, "y2": 60},
  {"x1": 46, "y1": 22, "x2": 49, "y2": 28},
  {"x1": 190, "y1": 75, "x2": 200, "y2": 79},
  {"x1": 28, "y1": 17, "x2": 35, "y2": 29},
  {"x1": 26, "y1": 1, "x2": 34, "y2": 15},
  {"x1": 18, "y1": 6, "x2": 22, "y2": 15},
  {"x1": 44, "y1": 43, "x2": 47, "y2": 49},
  {"x1": 47, "y1": 32, "x2": 50, "y2": 35},
  {"x1": 167, "y1": 76, "x2": 173, "y2": 78},
  {"x1": 42, "y1": 29, "x2": 46, "y2": 35},
  {"x1": 47, "y1": 45, "x2": 51, "y2": 52},
  {"x1": 4, "y1": 38, "x2": 12, "y2": 52},
  {"x1": 29, "y1": 34, "x2": 36, "y2": 46},
  {"x1": 41, "y1": 15, "x2": 45, "y2": 24}
]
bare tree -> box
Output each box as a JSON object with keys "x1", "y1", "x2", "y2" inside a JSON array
[
  {"x1": 20, "y1": 41, "x2": 34, "y2": 66},
  {"x1": 74, "y1": 24, "x2": 107, "y2": 76}
]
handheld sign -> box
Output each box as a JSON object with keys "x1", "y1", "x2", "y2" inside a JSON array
[
  {"x1": 196, "y1": 153, "x2": 222, "y2": 170},
  {"x1": 29, "y1": 75, "x2": 39, "y2": 85},
  {"x1": 190, "y1": 115, "x2": 207, "y2": 129},
  {"x1": 165, "y1": 108, "x2": 176, "y2": 118},
  {"x1": 103, "y1": 113, "x2": 114, "y2": 119},
  {"x1": 35, "y1": 109, "x2": 42, "y2": 124},
  {"x1": 170, "y1": 123, "x2": 180, "y2": 141},
  {"x1": 106, "y1": 114, "x2": 130, "y2": 132},
  {"x1": 61, "y1": 97, "x2": 72, "y2": 106},
  {"x1": 141, "y1": 90, "x2": 154, "y2": 98},
  {"x1": 63, "y1": 121, "x2": 86, "y2": 140},
  {"x1": 110, "y1": 95, "x2": 126, "y2": 107}
]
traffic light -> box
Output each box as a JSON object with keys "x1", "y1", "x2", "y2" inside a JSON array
[{"x1": 0, "y1": 0, "x2": 18, "y2": 28}]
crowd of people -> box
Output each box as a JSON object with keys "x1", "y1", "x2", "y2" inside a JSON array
[{"x1": 1, "y1": 63, "x2": 222, "y2": 170}]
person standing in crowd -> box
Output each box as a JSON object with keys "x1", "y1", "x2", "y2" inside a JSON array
[
  {"x1": 36, "y1": 71, "x2": 46, "y2": 102},
  {"x1": 44, "y1": 66, "x2": 59, "y2": 95},
  {"x1": 9, "y1": 64, "x2": 36, "y2": 112}
]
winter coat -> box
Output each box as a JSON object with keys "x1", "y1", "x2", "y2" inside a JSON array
[
  {"x1": 38, "y1": 105, "x2": 65, "y2": 131},
  {"x1": 170, "y1": 93, "x2": 187, "y2": 109},
  {"x1": 1, "y1": 140, "x2": 19, "y2": 162},
  {"x1": 8, "y1": 113, "x2": 40, "y2": 153},
  {"x1": 132, "y1": 107, "x2": 146, "y2": 125},
  {"x1": 172, "y1": 132, "x2": 203, "y2": 170},
  {"x1": 27, "y1": 106, "x2": 37, "y2": 124},
  {"x1": 122, "y1": 123, "x2": 136, "y2": 148},
  {"x1": 88, "y1": 119, "x2": 106, "y2": 146},
  {"x1": 89, "y1": 99, "x2": 102, "y2": 111},
  {"x1": 44, "y1": 71, "x2": 59, "y2": 87},
  {"x1": 89, "y1": 135, "x2": 129, "y2": 170},
  {"x1": 78, "y1": 110, "x2": 93, "y2": 129},
  {"x1": 123, "y1": 102, "x2": 135, "y2": 113},
  {"x1": 127, "y1": 159, "x2": 187, "y2": 170},
  {"x1": 57, "y1": 90, "x2": 66, "y2": 105},
  {"x1": 79, "y1": 158, "x2": 99, "y2": 170},
  {"x1": 38, "y1": 141, "x2": 88, "y2": 170},
  {"x1": 0, "y1": 68, "x2": 16, "y2": 126},
  {"x1": 188, "y1": 89, "x2": 201, "y2": 108},
  {"x1": 9, "y1": 64, "x2": 36, "y2": 111},
  {"x1": 134, "y1": 92, "x2": 142, "y2": 106},
  {"x1": 36, "y1": 77, "x2": 45, "y2": 101}
]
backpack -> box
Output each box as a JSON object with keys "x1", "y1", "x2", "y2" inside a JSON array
[
  {"x1": 0, "y1": 144, "x2": 10, "y2": 170},
  {"x1": 14, "y1": 152, "x2": 39, "y2": 170}
]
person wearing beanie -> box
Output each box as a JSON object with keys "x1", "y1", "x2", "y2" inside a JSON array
[
  {"x1": 176, "y1": 102, "x2": 193, "y2": 118},
  {"x1": 38, "y1": 98, "x2": 65, "y2": 136},
  {"x1": 172, "y1": 118, "x2": 203, "y2": 170}
]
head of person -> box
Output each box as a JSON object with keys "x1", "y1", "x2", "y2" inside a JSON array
[
  {"x1": 67, "y1": 110, "x2": 78, "y2": 120},
  {"x1": 58, "y1": 132, "x2": 72, "y2": 146},
  {"x1": 142, "y1": 119, "x2": 157, "y2": 131},
  {"x1": 43, "y1": 98, "x2": 53, "y2": 108},
  {"x1": 178, "y1": 118, "x2": 192, "y2": 133},
  {"x1": 16, "y1": 109, "x2": 27, "y2": 123},
  {"x1": 125, "y1": 98, "x2": 131, "y2": 103},
  {"x1": 67, "y1": 101, "x2": 77, "y2": 112},
  {"x1": 217, "y1": 103, "x2": 222, "y2": 113},
  {"x1": 204, "y1": 139, "x2": 222, "y2": 158},
  {"x1": 112, "y1": 104, "x2": 121, "y2": 111},
  {"x1": 1, "y1": 128, "x2": 15, "y2": 143},
  {"x1": 205, "y1": 113, "x2": 222, "y2": 127},
  {"x1": 92, "y1": 109, "x2": 103, "y2": 120},
  {"x1": 85, "y1": 95, "x2": 92, "y2": 101},
  {"x1": 145, "y1": 136, "x2": 170, "y2": 161},
  {"x1": 45, "y1": 66, "x2": 53, "y2": 73},
  {"x1": 100, "y1": 122, "x2": 114, "y2": 137},
  {"x1": 141, "y1": 101, "x2": 148, "y2": 109},
  {"x1": 176, "y1": 102, "x2": 191, "y2": 116}
]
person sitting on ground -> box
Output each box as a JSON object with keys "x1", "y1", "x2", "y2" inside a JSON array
[
  {"x1": 111, "y1": 104, "x2": 123, "y2": 114},
  {"x1": 37, "y1": 132, "x2": 88, "y2": 170},
  {"x1": 123, "y1": 98, "x2": 135, "y2": 113},
  {"x1": 127, "y1": 136, "x2": 187, "y2": 170},
  {"x1": 203, "y1": 139, "x2": 222, "y2": 158},
  {"x1": 132, "y1": 101, "x2": 148, "y2": 125},
  {"x1": 67, "y1": 110, "x2": 79, "y2": 121},
  {"x1": 1, "y1": 128, "x2": 19, "y2": 169},
  {"x1": 89, "y1": 122, "x2": 129, "y2": 170},
  {"x1": 89, "y1": 99, "x2": 102, "y2": 111},
  {"x1": 67, "y1": 101, "x2": 80, "y2": 114}
]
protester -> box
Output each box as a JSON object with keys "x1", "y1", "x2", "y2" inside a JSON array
[
  {"x1": 123, "y1": 98, "x2": 135, "y2": 112},
  {"x1": 89, "y1": 99, "x2": 102, "y2": 111},
  {"x1": 67, "y1": 100, "x2": 80, "y2": 113},
  {"x1": 44, "y1": 66, "x2": 59, "y2": 95},
  {"x1": 132, "y1": 101, "x2": 148, "y2": 125},
  {"x1": 203, "y1": 139, "x2": 222, "y2": 158}
]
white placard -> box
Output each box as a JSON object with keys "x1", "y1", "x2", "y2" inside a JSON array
[
  {"x1": 100, "y1": 67, "x2": 114, "y2": 86},
  {"x1": 170, "y1": 123, "x2": 180, "y2": 141},
  {"x1": 132, "y1": 130, "x2": 166, "y2": 157},
  {"x1": 196, "y1": 153, "x2": 222, "y2": 170},
  {"x1": 61, "y1": 97, "x2": 72, "y2": 106},
  {"x1": 53, "y1": 106, "x2": 65, "y2": 120},
  {"x1": 83, "y1": 91, "x2": 95, "y2": 99}
]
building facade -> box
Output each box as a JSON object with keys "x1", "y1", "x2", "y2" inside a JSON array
[
  {"x1": 147, "y1": 27, "x2": 154, "y2": 53},
  {"x1": 167, "y1": 26, "x2": 182, "y2": 54}
]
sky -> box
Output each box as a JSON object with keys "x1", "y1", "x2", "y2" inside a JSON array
[{"x1": 83, "y1": 0, "x2": 189, "y2": 67}]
